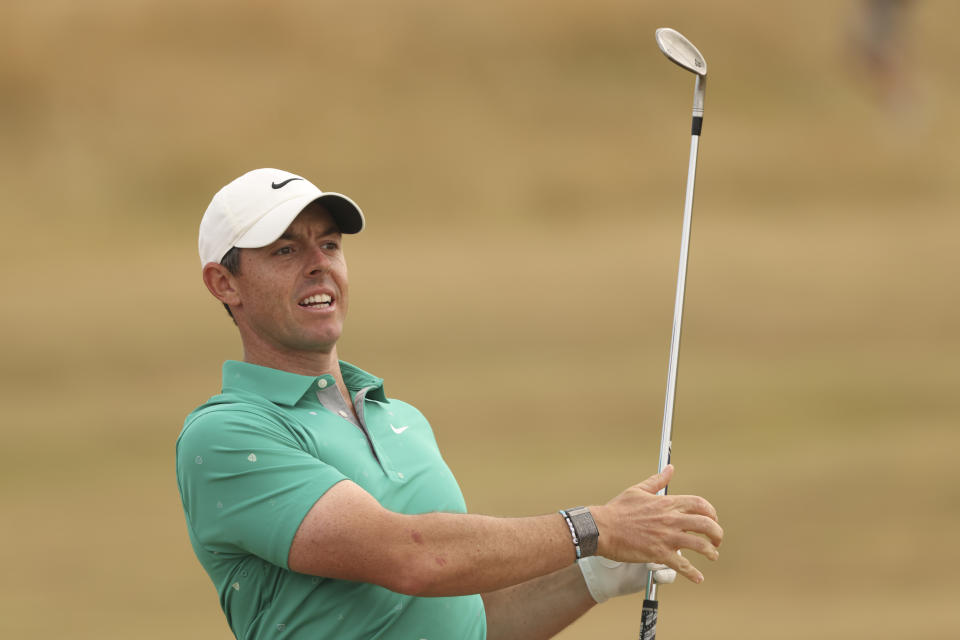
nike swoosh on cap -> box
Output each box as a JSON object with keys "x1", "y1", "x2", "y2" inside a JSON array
[{"x1": 271, "y1": 177, "x2": 303, "y2": 189}]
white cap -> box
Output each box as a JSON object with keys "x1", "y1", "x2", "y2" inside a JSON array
[{"x1": 198, "y1": 168, "x2": 365, "y2": 266}]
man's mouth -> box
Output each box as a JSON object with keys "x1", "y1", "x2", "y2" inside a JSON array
[{"x1": 298, "y1": 293, "x2": 333, "y2": 309}]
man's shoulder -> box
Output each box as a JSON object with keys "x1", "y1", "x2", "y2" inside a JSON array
[
  {"x1": 178, "y1": 391, "x2": 291, "y2": 449},
  {"x1": 380, "y1": 396, "x2": 426, "y2": 417},
  {"x1": 184, "y1": 388, "x2": 274, "y2": 422}
]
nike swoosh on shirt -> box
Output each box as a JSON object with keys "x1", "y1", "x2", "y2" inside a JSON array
[
  {"x1": 271, "y1": 177, "x2": 303, "y2": 189},
  {"x1": 390, "y1": 424, "x2": 409, "y2": 434}
]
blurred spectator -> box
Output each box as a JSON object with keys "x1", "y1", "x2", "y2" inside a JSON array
[{"x1": 847, "y1": 0, "x2": 917, "y2": 111}]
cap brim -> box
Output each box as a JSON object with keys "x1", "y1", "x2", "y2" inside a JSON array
[
  {"x1": 317, "y1": 193, "x2": 365, "y2": 234},
  {"x1": 234, "y1": 193, "x2": 365, "y2": 250}
]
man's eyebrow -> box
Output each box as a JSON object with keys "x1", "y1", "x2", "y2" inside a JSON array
[{"x1": 278, "y1": 225, "x2": 341, "y2": 241}]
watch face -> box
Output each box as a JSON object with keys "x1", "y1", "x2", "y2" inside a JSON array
[{"x1": 567, "y1": 507, "x2": 599, "y2": 557}]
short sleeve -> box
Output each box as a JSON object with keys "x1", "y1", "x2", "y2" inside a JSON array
[{"x1": 176, "y1": 408, "x2": 347, "y2": 569}]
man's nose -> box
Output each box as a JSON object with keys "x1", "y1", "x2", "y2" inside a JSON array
[{"x1": 304, "y1": 246, "x2": 331, "y2": 276}]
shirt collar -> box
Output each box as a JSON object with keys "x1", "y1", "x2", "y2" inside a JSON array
[{"x1": 221, "y1": 360, "x2": 387, "y2": 406}]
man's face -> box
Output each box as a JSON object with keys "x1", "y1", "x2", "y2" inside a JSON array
[{"x1": 229, "y1": 203, "x2": 349, "y2": 359}]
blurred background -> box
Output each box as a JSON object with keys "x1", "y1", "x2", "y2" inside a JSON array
[{"x1": 2, "y1": 0, "x2": 958, "y2": 638}]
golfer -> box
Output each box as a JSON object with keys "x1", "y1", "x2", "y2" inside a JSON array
[{"x1": 176, "y1": 168, "x2": 723, "y2": 639}]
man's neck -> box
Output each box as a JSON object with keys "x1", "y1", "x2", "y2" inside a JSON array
[
  {"x1": 242, "y1": 345, "x2": 358, "y2": 419},
  {"x1": 242, "y1": 345, "x2": 341, "y2": 378}
]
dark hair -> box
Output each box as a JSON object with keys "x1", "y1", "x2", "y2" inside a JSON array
[{"x1": 220, "y1": 247, "x2": 241, "y2": 322}]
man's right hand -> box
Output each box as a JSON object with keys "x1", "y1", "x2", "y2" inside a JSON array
[{"x1": 589, "y1": 464, "x2": 723, "y2": 584}]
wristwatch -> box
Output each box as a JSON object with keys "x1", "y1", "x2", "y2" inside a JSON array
[{"x1": 560, "y1": 506, "x2": 599, "y2": 558}]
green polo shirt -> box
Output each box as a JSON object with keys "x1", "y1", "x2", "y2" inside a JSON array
[{"x1": 176, "y1": 360, "x2": 486, "y2": 639}]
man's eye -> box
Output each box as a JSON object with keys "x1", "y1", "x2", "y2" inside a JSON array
[
  {"x1": 323, "y1": 242, "x2": 340, "y2": 251},
  {"x1": 274, "y1": 246, "x2": 294, "y2": 255}
]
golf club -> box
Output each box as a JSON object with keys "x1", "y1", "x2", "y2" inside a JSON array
[{"x1": 639, "y1": 27, "x2": 708, "y2": 640}]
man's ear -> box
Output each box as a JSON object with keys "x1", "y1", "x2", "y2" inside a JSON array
[{"x1": 202, "y1": 262, "x2": 241, "y2": 308}]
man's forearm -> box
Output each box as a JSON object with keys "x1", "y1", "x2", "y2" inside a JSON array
[
  {"x1": 389, "y1": 510, "x2": 578, "y2": 596},
  {"x1": 482, "y1": 564, "x2": 596, "y2": 640},
  {"x1": 289, "y1": 481, "x2": 579, "y2": 596}
]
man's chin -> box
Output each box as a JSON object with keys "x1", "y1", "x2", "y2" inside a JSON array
[{"x1": 298, "y1": 330, "x2": 343, "y2": 353}]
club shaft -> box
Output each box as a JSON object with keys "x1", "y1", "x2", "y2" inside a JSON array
[
  {"x1": 658, "y1": 131, "x2": 700, "y2": 477},
  {"x1": 642, "y1": 74, "x2": 705, "y2": 617}
]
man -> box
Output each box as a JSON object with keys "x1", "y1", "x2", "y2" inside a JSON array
[{"x1": 176, "y1": 168, "x2": 723, "y2": 639}]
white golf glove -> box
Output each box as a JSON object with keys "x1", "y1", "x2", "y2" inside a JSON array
[{"x1": 577, "y1": 556, "x2": 677, "y2": 604}]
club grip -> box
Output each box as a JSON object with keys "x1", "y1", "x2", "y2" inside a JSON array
[{"x1": 639, "y1": 599, "x2": 658, "y2": 640}]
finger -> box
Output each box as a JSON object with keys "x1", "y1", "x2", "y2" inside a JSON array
[
  {"x1": 664, "y1": 549, "x2": 703, "y2": 584},
  {"x1": 701, "y1": 518, "x2": 724, "y2": 548},
  {"x1": 674, "y1": 495, "x2": 719, "y2": 522},
  {"x1": 652, "y1": 566, "x2": 677, "y2": 584},
  {"x1": 672, "y1": 531, "x2": 720, "y2": 561},
  {"x1": 651, "y1": 559, "x2": 678, "y2": 584},
  {"x1": 675, "y1": 513, "x2": 724, "y2": 548},
  {"x1": 638, "y1": 464, "x2": 674, "y2": 494}
]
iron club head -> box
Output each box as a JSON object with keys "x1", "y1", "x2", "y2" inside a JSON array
[{"x1": 655, "y1": 28, "x2": 707, "y2": 76}]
